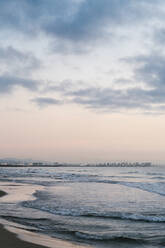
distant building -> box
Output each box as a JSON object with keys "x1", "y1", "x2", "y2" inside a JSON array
[{"x1": 32, "y1": 162, "x2": 44, "y2": 166}]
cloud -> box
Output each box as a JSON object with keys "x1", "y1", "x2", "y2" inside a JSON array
[
  {"x1": 40, "y1": 74, "x2": 165, "y2": 113},
  {"x1": 44, "y1": 80, "x2": 83, "y2": 93},
  {"x1": 64, "y1": 52, "x2": 165, "y2": 113},
  {"x1": 153, "y1": 28, "x2": 165, "y2": 45},
  {"x1": 0, "y1": 46, "x2": 41, "y2": 75},
  {"x1": 0, "y1": 75, "x2": 38, "y2": 94},
  {"x1": 124, "y1": 53, "x2": 165, "y2": 89},
  {"x1": 0, "y1": 0, "x2": 161, "y2": 52},
  {"x1": 67, "y1": 87, "x2": 165, "y2": 113},
  {"x1": 0, "y1": 46, "x2": 41, "y2": 94},
  {"x1": 32, "y1": 97, "x2": 62, "y2": 108},
  {"x1": 28, "y1": 45, "x2": 165, "y2": 114},
  {"x1": 63, "y1": 52, "x2": 165, "y2": 113},
  {"x1": 44, "y1": 0, "x2": 131, "y2": 41},
  {"x1": 65, "y1": 87, "x2": 149, "y2": 110},
  {"x1": 1, "y1": 0, "x2": 165, "y2": 115}
]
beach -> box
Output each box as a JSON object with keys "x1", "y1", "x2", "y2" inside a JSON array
[
  {"x1": 0, "y1": 223, "x2": 47, "y2": 248},
  {"x1": 0, "y1": 190, "x2": 6, "y2": 197},
  {"x1": 0, "y1": 166, "x2": 165, "y2": 248},
  {"x1": 0, "y1": 190, "x2": 48, "y2": 248},
  {"x1": 0, "y1": 189, "x2": 87, "y2": 248}
]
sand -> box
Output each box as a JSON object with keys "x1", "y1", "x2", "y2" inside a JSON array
[
  {"x1": 0, "y1": 190, "x2": 7, "y2": 197},
  {"x1": 0, "y1": 190, "x2": 88, "y2": 248},
  {"x1": 0, "y1": 190, "x2": 47, "y2": 248},
  {"x1": 0, "y1": 224, "x2": 47, "y2": 248}
]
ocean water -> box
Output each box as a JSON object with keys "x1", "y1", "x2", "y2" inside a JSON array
[{"x1": 0, "y1": 166, "x2": 165, "y2": 247}]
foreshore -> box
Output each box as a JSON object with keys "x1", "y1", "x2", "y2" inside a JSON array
[
  {"x1": 0, "y1": 190, "x2": 88, "y2": 248},
  {"x1": 0, "y1": 190, "x2": 7, "y2": 197},
  {"x1": 0, "y1": 223, "x2": 47, "y2": 248},
  {"x1": 0, "y1": 190, "x2": 48, "y2": 248}
]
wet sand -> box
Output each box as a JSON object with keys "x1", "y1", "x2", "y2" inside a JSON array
[
  {"x1": 0, "y1": 190, "x2": 88, "y2": 248},
  {"x1": 0, "y1": 190, "x2": 47, "y2": 248},
  {"x1": 0, "y1": 224, "x2": 47, "y2": 248},
  {"x1": 0, "y1": 190, "x2": 7, "y2": 197}
]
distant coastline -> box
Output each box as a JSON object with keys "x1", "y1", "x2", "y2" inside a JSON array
[{"x1": 0, "y1": 162, "x2": 152, "y2": 167}]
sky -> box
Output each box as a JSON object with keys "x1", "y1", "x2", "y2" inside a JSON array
[{"x1": 1, "y1": 0, "x2": 165, "y2": 163}]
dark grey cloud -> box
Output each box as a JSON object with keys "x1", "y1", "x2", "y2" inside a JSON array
[
  {"x1": 124, "y1": 53, "x2": 165, "y2": 88},
  {"x1": 1, "y1": 0, "x2": 164, "y2": 113},
  {"x1": 65, "y1": 53, "x2": 165, "y2": 112},
  {"x1": 32, "y1": 97, "x2": 62, "y2": 108},
  {"x1": 65, "y1": 87, "x2": 150, "y2": 110},
  {"x1": 44, "y1": 80, "x2": 81, "y2": 93},
  {"x1": 40, "y1": 72, "x2": 165, "y2": 113},
  {"x1": 0, "y1": 0, "x2": 160, "y2": 46},
  {"x1": 31, "y1": 48, "x2": 165, "y2": 113},
  {"x1": 66, "y1": 53, "x2": 165, "y2": 112},
  {"x1": 45, "y1": 0, "x2": 132, "y2": 41},
  {"x1": 0, "y1": 46, "x2": 41, "y2": 94},
  {"x1": 65, "y1": 86, "x2": 165, "y2": 113},
  {"x1": 153, "y1": 28, "x2": 165, "y2": 45},
  {"x1": 0, "y1": 0, "x2": 128, "y2": 37},
  {"x1": 0, "y1": 46, "x2": 41, "y2": 74},
  {"x1": 0, "y1": 75, "x2": 38, "y2": 94}
]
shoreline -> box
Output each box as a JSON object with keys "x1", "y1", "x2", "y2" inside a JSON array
[
  {"x1": 0, "y1": 223, "x2": 47, "y2": 248},
  {"x1": 0, "y1": 190, "x2": 7, "y2": 197},
  {"x1": 0, "y1": 189, "x2": 48, "y2": 248},
  {"x1": 0, "y1": 190, "x2": 88, "y2": 248}
]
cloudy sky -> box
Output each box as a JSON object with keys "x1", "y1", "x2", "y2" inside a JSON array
[{"x1": 1, "y1": 0, "x2": 165, "y2": 163}]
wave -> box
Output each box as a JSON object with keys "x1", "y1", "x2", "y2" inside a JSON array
[
  {"x1": 0, "y1": 214, "x2": 147, "y2": 244},
  {"x1": 83, "y1": 212, "x2": 165, "y2": 222},
  {"x1": 121, "y1": 171, "x2": 139, "y2": 174},
  {"x1": 1, "y1": 167, "x2": 165, "y2": 197},
  {"x1": 1, "y1": 215, "x2": 48, "y2": 222},
  {"x1": 0, "y1": 215, "x2": 147, "y2": 245},
  {"x1": 75, "y1": 231, "x2": 146, "y2": 243},
  {"x1": 119, "y1": 181, "x2": 165, "y2": 196},
  {"x1": 151, "y1": 176, "x2": 165, "y2": 180},
  {"x1": 86, "y1": 179, "x2": 165, "y2": 197},
  {"x1": 22, "y1": 201, "x2": 165, "y2": 223}
]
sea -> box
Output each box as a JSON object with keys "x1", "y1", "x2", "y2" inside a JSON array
[{"x1": 0, "y1": 166, "x2": 165, "y2": 248}]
